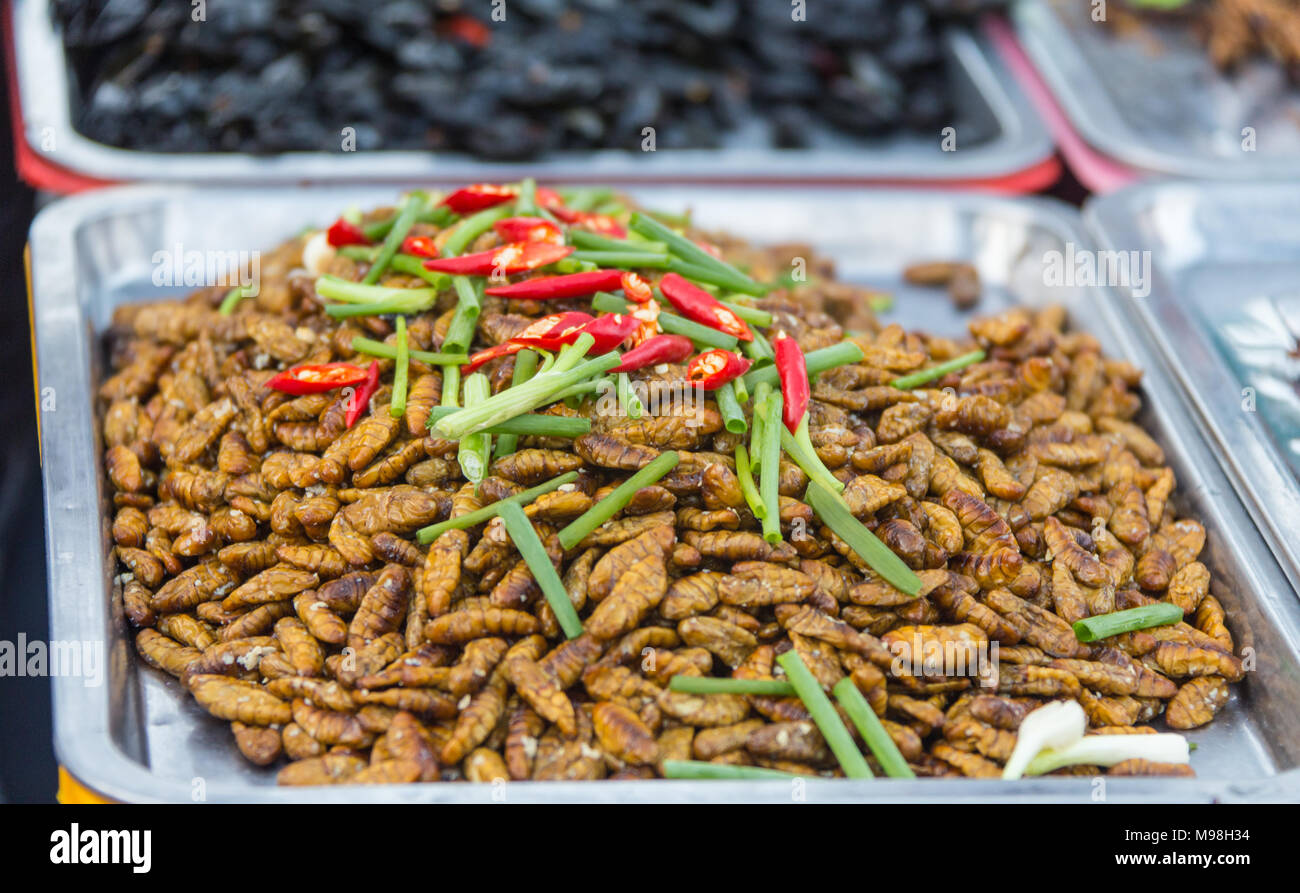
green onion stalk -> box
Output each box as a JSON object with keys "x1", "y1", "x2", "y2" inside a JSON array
[
  {"x1": 781, "y1": 414, "x2": 844, "y2": 495},
  {"x1": 494, "y1": 349, "x2": 539, "y2": 459},
  {"x1": 557, "y1": 451, "x2": 680, "y2": 550},
  {"x1": 457, "y1": 373, "x2": 492, "y2": 485},
  {"x1": 415, "y1": 471, "x2": 579, "y2": 544},
  {"x1": 497, "y1": 501, "x2": 584, "y2": 639},
  {"x1": 806, "y1": 481, "x2": 922, "y2": 597},
  {"x1": 431, "y1": 334, "x2": 621, "y2": 440},
  {"x1": 388, "y1": 316, "x2": 409, "y2": 418},
  {"x1": 776, "y1": 650, "x2": 873, "y2": 780},
  {"x1": 891, "y1": 349, "x2": 986, "y2": 390},
  {"x1": 735, "y1": 443, "x2": 766, "y2": 521},
  {"x1": 316, "y1": 275, "x2": 438, "y2": 316},
  {"x1": 426, "y1": 405, "x2": 590, "y2": 438},
  {"x1": 361, "y1": 193, "x2": 425, "y2": 284},
  {"x1": 754, "y1": 383, "x2": 784, "y2": 544}
]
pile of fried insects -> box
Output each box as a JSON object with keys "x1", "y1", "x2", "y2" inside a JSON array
[{"x1": 103, "y1": 182, "x2": 1240, "y2": 785}]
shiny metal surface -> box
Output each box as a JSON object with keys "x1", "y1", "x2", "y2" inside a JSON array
[
  {"x1": 31, "y1": 184, "x2": 1300, "y2": 802},
  {"x1": 1087, "y1": 180, "x2": 1300, "y2": 593},
  {"x1": 12, "y1": 0, "x2": 1052, "y2": 183},
  {"x1": 1016, "y1": 0, "x2": 1300, "y2": 180}
]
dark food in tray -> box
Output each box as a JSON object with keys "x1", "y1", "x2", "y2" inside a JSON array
[
  {"x1": 54, "y1": 0, "x2": 1004, "y2": 158},
  {"x1": 101, "y1": 185, "x2": 1236, "y2": 785}
]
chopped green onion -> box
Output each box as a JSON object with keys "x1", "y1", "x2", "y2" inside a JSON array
[
  {"x1": 497, "y1": 501, "x2": 583, "y2": 639},
  {"x1": 350, "y1": 336, "x2": 466, "y2": 366},
  {"x1": 362, "y1": 194, "x2": 424, "y2": 285},
  {"x1": 440, "y1": 363, "x2": 460, "y2": 410},
  {"x1": 316, "y1": 275, "x2": 438, "y2": 309},
  {"x1": 832, "y1": 678, "x2": 915, "y2": 779},
  {"x1": 755, "y1": 383, "x2": 783, "y2": 544},
  {"x1": 218, "y1": 285, "x2": 256, "y2": 316},
  {"x1": 457, "y1": 373, "x2": 492, "y2": 485},
  {"x1": 559, "y1": 187, "x2": 614, "y2": 212},
  {"x1": 743, "y1": 329, "x2": 775, "y2": 369},
  {"x1": 426, "y1": 406, "x2": 590, "y2": 438},
  {"x1": 669, "y1": 676, "x2": 794, "y2": 696},
  {"x1": 494, "y1": 349, "x2": 539, "y2": 459},
  {"x1": 1025, "y1": 733, "x2": 1191, "y2": 777},
  {"x1": 515, "y1": 177, "x2": 539, "y2": 216},
  {"x1": 781, "y1": 414, "x2": 844, "y2": 495},
  {"x1": 1072, "y1": 603, "x2": 1184, "y2": 643},
  {"x1": 617, "y1": 372, "x2": 642, "y2": 419},
  {"x1": 776, "y1": 650, "x2": 872, "y2": 780},
  {"x1": 735, "y1": 444, "x2": 766, "y2": 521},
  {"x1": 557, "y1": 451, "x2": 680, "y2": 550},
  {"x1": 336, "y1": 244, "x2": 377, "y2": 262},
  {"x1": 629, "y1": 212, "x2": 767, "y2": 296},
  {"x1": 661, "y1": 760, "x2": 800, "y2": 781},
  {"x1": 715, "y1": 298, "x2": 772, "y2": 328},
  {"x1": 592, "y1": 291, "x2": 738, "y2": 351},
  {"x1": 432, "y1": 335, "x2": 620, "y2": 439},
  {"x1": 441, "y1": 205, "x2": 514, "y2": 259},
  {"x1": 415, "y1": 471, "x2": 579, "y2": 544},
  {"x1": 389, "y1": 254, "x2": 449, "y2": 287},
  {"x1": 569, "y1": 250, "x2": 671, "y2": 269},
  {"x1": 732, "y1": 375, "x2": 749, "y2": 405},
  {"x1": 806, "y1": 481, "x2": 922, "y2": 597},
  {"x1": 868, "y1": 292, "x2": 894, "y2": 313},
  {"x1": 890, "y1": 349, "x2": 986, "y2": 390},
  {"x1": 443, "y1": 276, "x2": 483, "y2": 355},
  {"x1": 389, "y1": 316, "x2": 409, "y2": 419},
  {"x1": 743, "y1": 340, "x2": 863, "y2": 391},
  {"x1": 663, "y1": 258, "x2": 766, "y2": 296},
  {"x1": 361, "y1": 202, "x2": 455, "y2": 242},
  {"x1": 569, "y1": 230, "x2": 668, "y2": 255},
  {"x1": 715, "y1": 381, "x2": 747, "y2": 434}
]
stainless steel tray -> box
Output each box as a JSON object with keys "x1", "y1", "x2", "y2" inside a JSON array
[
  {"x1": 1015, "y1": 0, "x2": 1300, "y2": 180},
  {"x1": 1087, "y1": 180, "x2": 1300, "y2": 593},
  {"x1": 31, "y1": 184, "x2": 1300, "y2": 803},
  {"x1": 12, "y1": 0, "x2": 1052, "y2": 184}
]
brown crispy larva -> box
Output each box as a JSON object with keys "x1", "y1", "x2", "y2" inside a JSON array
[{"x1": 104, "y1": 205, "x2": 1237, "y2": 784}]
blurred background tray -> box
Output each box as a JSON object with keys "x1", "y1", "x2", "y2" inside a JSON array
[
  {"x1": 30, "y1": 183, "x2": 1300, "y2": 801},
  {"x1": 10, "y1": 0, "x2": 1054, "y2": 187},
  {"x1": 1016, "y1": 0, "x2": 1300, "y2": 180}
]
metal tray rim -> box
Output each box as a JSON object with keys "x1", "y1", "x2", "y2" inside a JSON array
[
  {"x1": 1014, "y1": 0, "x2": 1300, "y2": 181},
  {"x1": 32, "y1": 183, "x2": 1300, "y2": 803},
  {"x1": 12, "y1": 0, "x2": 1053, "y2": 184}
]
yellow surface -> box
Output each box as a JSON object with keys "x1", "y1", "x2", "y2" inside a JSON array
[{"x1": 57, "y1": 767, "x2": 113, "y2": 804}]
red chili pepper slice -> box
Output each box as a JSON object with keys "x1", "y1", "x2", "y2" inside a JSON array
[
  {"x1": 620, "y1": 272, "x2": 654, "y2": 304},
  {"x1": 493, "y1": 216, "x2": 565, "y2": 245},
  {"x1": 625, "y1": 300, "x2": 660, "y2": 349},
  {"x1": 573, "y1": 314, "x2": 642, "y2": 354},
  {"x1": 484, "y1": 269, "x2": 622, "y2": 301},
  {"x1": 440, "y1": 183, "x2": 517, "y2": 214},
  {"x1": 267, "y1": 362, "x2": 371, "y2": 396},
  {"x1": 773, "y1": 331, "x2": 810, "y2": 434},
  {"x1": 345, "y1": 362, "x2": 381, "y2": 427},
  {"x1": 686, "y1": 349, "x2": 752, "y2": 390},
  {"x1": 550, "y1": 206, "x2": 627, "y2": 238},
  {"x1": 400, "y1": 235, "x2": 439, "y2": 258},
  {"x1": 659, "y1": 273, "x2": 754, "y2": 342},
  {"x1": 609, "y1": 335, "x2": 694, "y2": 374},
  {"x1": 423, "y1": 241, "x2": 574, "y2": 277},
  {"x1": 326, "y1": 218, "x2": 370, "y2": 247},
  {"x1": 503, "y1": 311, "x2": 595, "y2": 353},
  {"x1": 461, "y1": 312, "x2": 595, "y2": 372},
  {"x1": 535, "y1": 187, "x2": 567, "y2": 211}
]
